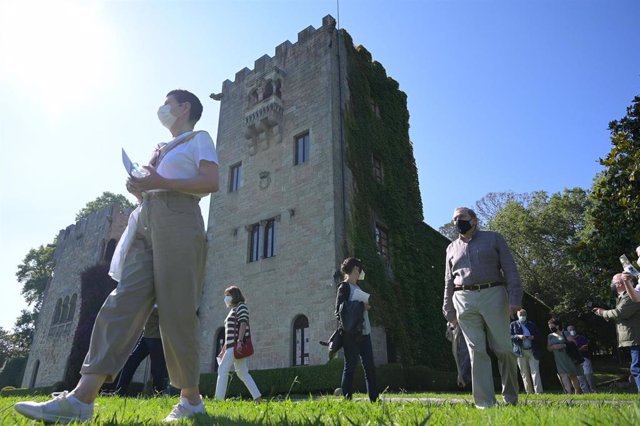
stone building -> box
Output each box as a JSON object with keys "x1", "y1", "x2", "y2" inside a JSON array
[
  {"x1": 198, "y1": 14, "x2": 449, "y2": 373},
  {"x1": 21, "y1": 205, "x2": 129, "y2": 388}
]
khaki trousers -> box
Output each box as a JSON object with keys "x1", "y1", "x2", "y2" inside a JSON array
[
  {"x1": 517, "y1": 349, "x2": 543, "y2": 394},
  {"x1": 80, "y1": 192, "x2": 207, "y2": 389},
  {"x1": 453, "y1": 285, "x2": 519, "y2": 407}
]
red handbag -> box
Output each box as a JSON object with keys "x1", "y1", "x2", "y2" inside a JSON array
[{"x1": 234, "y1": 322, "x2": 254, "y2": 359}]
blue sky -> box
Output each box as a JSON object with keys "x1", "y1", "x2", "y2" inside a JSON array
[{"x1": 0, "y1": 0, "x2": 638, "y2": 330}]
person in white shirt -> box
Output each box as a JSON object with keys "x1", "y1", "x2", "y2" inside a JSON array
[{"x1": 15, "y1": 89, "x2": 219, "y2": 424}]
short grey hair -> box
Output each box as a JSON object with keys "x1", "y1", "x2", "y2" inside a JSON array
[{"x1": 453, "y1": 207, "x2": 477, "y2": 219}]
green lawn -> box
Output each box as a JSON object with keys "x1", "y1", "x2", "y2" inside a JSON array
[{"x1": 0, "y1": 394, "x2": 638, "y2": 425}]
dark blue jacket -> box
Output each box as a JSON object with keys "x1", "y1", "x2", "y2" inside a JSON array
[{"x1": 510, "y1": 320, "x2": 541, "y2": 360}]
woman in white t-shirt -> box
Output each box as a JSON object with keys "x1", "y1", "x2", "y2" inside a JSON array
[{"x1": 14, "y1": 89, "x2": 220, "y2": 424}]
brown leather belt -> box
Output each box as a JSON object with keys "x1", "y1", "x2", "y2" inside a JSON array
[{"x1": 454, "y1": 282, "x2": 504, "y2": 292}]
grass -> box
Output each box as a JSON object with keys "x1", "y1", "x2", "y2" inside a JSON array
[{"x1": 0, "y1": 393, "x2": 638, "y2": 425}]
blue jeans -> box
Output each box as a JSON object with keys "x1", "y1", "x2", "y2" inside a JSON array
[
  {"x1": 341, "y1": 334, "x2": 378, "y2": 402},
  {"x1": 630, "y1": 345, "x2": 640, "y2": 392}
]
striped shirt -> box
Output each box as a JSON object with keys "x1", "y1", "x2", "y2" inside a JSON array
[{"x1": 224, "y1": 302, "x2": 250, "y2": 349}]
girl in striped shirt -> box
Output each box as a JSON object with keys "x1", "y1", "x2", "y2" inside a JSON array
[{"x1": 214, "y1": 286, "x2": 262, "y2": 401}]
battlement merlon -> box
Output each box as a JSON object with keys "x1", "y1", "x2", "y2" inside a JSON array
[{"x1": 221, "y1": 14, "x2": 338, "y2": 92}]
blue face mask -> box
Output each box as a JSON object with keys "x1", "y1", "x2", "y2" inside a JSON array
[{"x1": 518, "y1": 316, "x2": 527, "y2": 323}]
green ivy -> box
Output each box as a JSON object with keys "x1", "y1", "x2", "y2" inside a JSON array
[{"x1": 341, "y1": 32, "x2": 452, "y2": 369}]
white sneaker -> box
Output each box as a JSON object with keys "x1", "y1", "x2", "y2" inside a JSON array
[
  {"x1": 14, "y1": 391, "x2": 94, "y2": 424},
  {"x1": 163, "y1": 397, "x2": 206, "y2": 423}
]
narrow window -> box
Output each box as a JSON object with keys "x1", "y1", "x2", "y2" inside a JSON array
[
  {"x1": 263, "y1": 219, "x2": 277, "y2": 258},
  {"x1": 53, "y1": 299, "x2": 62, "y2": 325},
  {"x1": 229, "y1": 162, "x2": 242, "y2": 193},
  {"x1": 293, "y1": 315, "x2": 310, "y2": 366},
  {"x1": 67, "y1": 294, "x2": 77, "y2": 322},
  {"x1": 372, "y1": 156, "x2": 384, "y2": 183},
  {"x1": 275, "y1": 80, "x2": 282, "y2": 98},
  {"x1": 60, "y1": 296, "x2": 70, "y2": 324},
  {"x1": 294, "y1": 133, "x2": 310, "y2": 165},
  {"x1": 248, "y1": 223, "x2": 261, "y2": 262},
  {"x1": 375, "y1": 224, "x2": 390, "y2": 261}
]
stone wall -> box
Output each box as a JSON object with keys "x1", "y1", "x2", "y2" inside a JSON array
[{"x1": 22, "y1": 205, "x2": 130, "y2": 388}]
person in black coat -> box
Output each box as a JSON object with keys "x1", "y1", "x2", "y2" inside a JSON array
[{"x1": 335, "y1": 257, "x2": 378, "y2": 402}]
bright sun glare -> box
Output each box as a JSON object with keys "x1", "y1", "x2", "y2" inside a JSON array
[{"x1": 0, "y1": 0, "x2": 117, "y2": 115}]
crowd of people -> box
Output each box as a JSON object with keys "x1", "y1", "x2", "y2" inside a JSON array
[{"x1": 9, "y1": 90, "x2": 639, "y2": 422}]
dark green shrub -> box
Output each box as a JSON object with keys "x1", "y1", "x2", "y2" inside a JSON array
[{"x1": 0, "y1": 357, "x2": 27, "y2": 388}]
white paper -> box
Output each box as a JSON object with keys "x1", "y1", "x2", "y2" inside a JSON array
[
  {"x1": 351, "y1": 287, "x2": 370, "y2": 304},
  {"x1": 121, "y1": 148, "x2": 135, "y2": 176},
  {"x1": 216, "y1": 356, "x2": 223, "y2": 366}
]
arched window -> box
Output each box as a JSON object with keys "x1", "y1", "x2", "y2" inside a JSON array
[
  {"x1": 213, "y1": 327, "x2": 225, "y2": 372},
  {"x1": 263, "y1": 81, "x2": 274, "y2": 100},
  {"x1": 104, "y1": 239, "x2": 117, "y2": 262},
  {"x1": 60, "y1": 296, "x2": 70, "y2": 324},
  {"x1": 67, "y1": 294, "x2": 77, "y2": 322},
  {"x1": 275, "y1": 80, "x2": 282, "y2": 98},
  {"x1": 53, "y1": 299, "x2": 62, "y2": 324},
  {"x1": 292, "y1": 315, "x2": 309, "y2": 366}
]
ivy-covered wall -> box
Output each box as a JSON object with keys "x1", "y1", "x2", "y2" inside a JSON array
[{"x1": 342, "y1": 31, "x2": 452, "y2": 369}]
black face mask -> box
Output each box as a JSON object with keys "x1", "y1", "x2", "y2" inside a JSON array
[
  {"x1": 549, "y1": 326, "x2": 557, "y2": 332},
  {"x1": 456, "y1": 219, "x2": 473, "y2": 234}
]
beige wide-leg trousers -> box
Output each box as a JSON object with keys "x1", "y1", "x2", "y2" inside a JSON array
[
  {"x1": 453, "y1": 285, "x2": 519, "y2": 408},
  {"x1": 80, "y1": 192, "x2": 207, "y2": 389}
]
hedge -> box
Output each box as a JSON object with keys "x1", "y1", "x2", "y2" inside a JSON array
[{"x1": 198, "y1": 360, "x2": 458, "y2": 398}]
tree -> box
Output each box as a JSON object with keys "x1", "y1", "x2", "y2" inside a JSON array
[
  {"x1": 578, "y1": 96, "x2": 640, "y2": 283},
  {"x1": 486, "y1": 189, "x2": 595, "y2": 309},
  {"x1": 11, "y1": 310, "x2": 37, "y2": 357},
  {"x1": 438, "y1": 222, "x2": 457, "y2": 241},
  {"x1": 16, "y1": 243, "x2": 56, "y2": 310},
  {"x1": 75, "y1": 191, "x2": 135, "y2": 221},
  {"x1": 474, "y1": 191, "x2": 532, "y2": 226},
  {"x1": 486, "y1": 189, "x2": 616, "y2": 350}
]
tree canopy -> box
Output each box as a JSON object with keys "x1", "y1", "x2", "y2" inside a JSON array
[{"x1": 75, "y1": 191, "x2": 135, "y2": 221}]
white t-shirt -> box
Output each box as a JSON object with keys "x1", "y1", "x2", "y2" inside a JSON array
[
  {"x1": 154, "y1": 130, "x2": 218, "y2": 197},
  {"x1": 156, "y1": 131, "x2": 218, "y2": 178}
]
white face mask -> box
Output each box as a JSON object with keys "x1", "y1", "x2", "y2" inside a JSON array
[
  {"x1": 224, "y1": 295, "x2": 233, "y2": 307},
  {"x1": 569, "y1": 330, "x2": 576, "y2": 336},
  {"x1": 518, "y1": 316, "x2": 526, "y2": 323},
  {"x1": 157, "y1": 104, "x2": 178, "y2": 129},
  {"x1": 358, "y1": 270, "x2": 365, "y2": 281}
]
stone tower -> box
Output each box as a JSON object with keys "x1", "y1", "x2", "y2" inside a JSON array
[
  {"x1": 200, "y1": 14, "x2": 396, "y2": 373},
  {"x1": 21, "y1": 205, "x2": 129, "y2": 388}
]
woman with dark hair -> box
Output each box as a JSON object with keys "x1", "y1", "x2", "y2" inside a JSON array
[
  {"x1": 547, "y1": 318, "x2": 581, "y2": 394},
  {"x1": 335, "y1": 257, "x2": 378, "y2": 402},
  {"x1": 214, "y1": 286, "x2": 262, "y2": 401}
]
